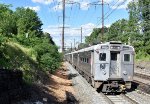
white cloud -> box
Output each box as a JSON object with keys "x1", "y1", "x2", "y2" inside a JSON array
[
  {"x1": 43, "y1": 23, "x2": 95, "y2": 36},
  {"x1": 25, "y1": 6, "x2": 40, "y2": 11},
  {"x1": 43, "y1": 23, "x2": 96, "y2": 46},
  {"x1": 43, "y1": 23, "x2": 112, "y2": 48},
  {"x1": 80, "y1": 1, "x2": 90, "y2": 10},
  {"x1": 50, "y1": 0, "x2": 90, "y2": 11},
  {"x1": 38, "y1": 0, "x2": 133, "y2": 11},
  {"x1": 50, "y1": 0, "x2": 133, "y2": 12},
  {"x1": 97, "y1": 0, "x2": 113, "y2": 4},
  {"x1": 32, "y1": 0, "x2": 53, "y2": 5}
]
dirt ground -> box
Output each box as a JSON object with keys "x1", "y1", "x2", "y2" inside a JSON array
[
  {"x1": 46, "y1": 63, "x2": 76, "y2": 103},
  {"x1": 15, "y1": 63, "x2": 78, "y2": 104}
]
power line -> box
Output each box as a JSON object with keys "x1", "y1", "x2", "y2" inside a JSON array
[
  {"x1": 96, "y1": 0, "x2": 127, "y2": 27},
  {"x1": 89, "y1": 0, "x2": 109, "y2": 41},
  {"x1": 95, "y1": 0, "x2": 120, "y2": 27}
]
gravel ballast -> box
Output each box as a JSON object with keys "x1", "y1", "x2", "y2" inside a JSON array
[{"x1": 66, "y1": 62, "x2": 109, "y2": 104}]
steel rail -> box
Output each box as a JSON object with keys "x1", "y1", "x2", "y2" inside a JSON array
[
  {"x1": 120, "y1": 94, "x2": 138, "y2": 104},
  {"x1": 100, "y1": 93, "x2": 114, "y2": 104}
]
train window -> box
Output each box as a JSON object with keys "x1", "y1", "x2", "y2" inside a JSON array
[
  {"x1": 111, "y1": 53, "x2": 117, "y2": 61},
  {"x1": 87, "y1": 58, "x2": 89, "y2": 63},
  {"x1": 124, "y1": 54, "x2": 130, "y2": 62},
  {"x1": 99, "y1": 53, "x2": 106, "y2": 61}
]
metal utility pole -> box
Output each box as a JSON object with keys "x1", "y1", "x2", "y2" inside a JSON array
[
  {"x1": 101, "y1": 0, "x2": 104, "y2": 41},
  {"x1": 62, "y1": 0, "x2": 65, "y2": 53},
  {"x1": 58, "y1": 0, "x2": 79, "y2": 52},
  {"x1": 71, "y1": 42, "x2": 72, "y2": 51},
  {"x1": 81, "y1": 27, "x2": 82, "y2": 43},
  {"x1": 74, "y1": 38, "x2": 75, "y2": 50},
  {"x1": 89, "y1": 1, "x2": 108, "y2": 42}
]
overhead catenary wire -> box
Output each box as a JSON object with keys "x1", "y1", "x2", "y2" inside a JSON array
[
  {"x1": 96, "y1": 0, "x2": 127, "y2": 27},
  {"x1": 47, "y1": 0, "x2": 128, "y2": 48}
]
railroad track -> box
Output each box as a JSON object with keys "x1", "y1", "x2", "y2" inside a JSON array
[
  {"x1": 134, "y1": 73, "x2": 150, "y2": 80},
  {"x1": 67, "y1": 62, "x2": 150, "y2": 104},
  {"x1": 100, "y1": 93, "x2": 138, "y2": 104},
  {"x1": 133, "y1": 72, "x2": 150, "y2": 87}
]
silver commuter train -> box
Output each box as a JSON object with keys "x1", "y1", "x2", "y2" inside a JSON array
[{"x1": 65, "y1": 41, "x2": 135, "y2": 92}]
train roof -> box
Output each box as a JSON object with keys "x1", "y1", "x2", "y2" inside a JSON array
[{"x1": 65, "y1": 41, "x2": 134, "y2": 55}]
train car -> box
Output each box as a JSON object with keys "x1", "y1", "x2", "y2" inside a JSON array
[{"x1": 65, "y1": 41, "x2": 135, "y2": 92}]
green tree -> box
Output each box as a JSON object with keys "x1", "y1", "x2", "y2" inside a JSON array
[
  {"x1": 139, "y1": 0, "x2": 150, "y2": 54},
  {"x1": 43, "y1": 32, "x2": 55, "y2": 45},
  {"x1": 127, "y1": 1, "x2": 143, "y2": 51},
  {"x1": 0, "y1": 4, "x2": 17, "y2": 36},
  {"x1": 85, "y1": 27, "x2": 108, "y2": 45},
  {"x1": 34, "y1": 38, "x2": 62, "y2": 72},
  {"x1": 15, "y1": 7, "x2": 43, "y2": 37},
  {"x1": 106, "y1": 19, "x2": 129, "y2": 42}
]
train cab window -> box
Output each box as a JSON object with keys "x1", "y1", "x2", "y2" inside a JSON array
[
  {"x1": 124, "y1": 54, "x2": 130, "y2": 62},
  {"x1": 111, "y1": 53, "x2": 117, "y2": 61},
  {"x1": 99, "y1": 53, "x2": 106, "y2": 61}
]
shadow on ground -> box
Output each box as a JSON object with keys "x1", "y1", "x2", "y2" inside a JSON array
[
  {"x1": 65, "y1": 91, "x2": 79, "y2": 104},
  {"x1": 0, "y1": 44, "x2": 78, "y2": 104},
  {"x1": 68, "y1": 73, "x2": 78, "y2": 80},
  {"x1": 131, "y1": 81, "x2": 150, "y2": 94}
]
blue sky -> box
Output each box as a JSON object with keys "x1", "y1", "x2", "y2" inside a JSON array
[{"x1": 1, "y1": 0, "x2": 133, "y2": 49}]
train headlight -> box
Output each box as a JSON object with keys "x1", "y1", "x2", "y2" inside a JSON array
[
  {"x1": 123, "y1": 71, "x2": 127, "y2": 75},
  {"x1": 128, "y1": 76, "x2": 131, "y2": 80}
]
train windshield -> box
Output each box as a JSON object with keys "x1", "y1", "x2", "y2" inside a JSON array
[
  {"x1": 99, "y1": 53, "x2": 106, "y2": 61},
  {"x1": 124, "y1": 54, "x2": 130, "y2": 62}
]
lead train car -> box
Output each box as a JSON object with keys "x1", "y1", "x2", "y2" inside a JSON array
[{"x1": 65, "y1": 41, "x2": 134, "y2": 92}]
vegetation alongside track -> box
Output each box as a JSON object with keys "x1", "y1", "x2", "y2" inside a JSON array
[{"x1": 0, "y1": 4, "x2": 62, "y2": 84}]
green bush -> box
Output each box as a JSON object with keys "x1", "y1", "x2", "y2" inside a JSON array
[{"x1": 34, "y1": 38, "x2": 62, "y2": 73}]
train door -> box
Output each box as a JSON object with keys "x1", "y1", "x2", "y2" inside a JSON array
[
  {"x1": 110, "y1": 52, "x2": 121, "y2": 78},
  {"x1": 121, "y1": 51, "x2": 134, "y2": 81}
]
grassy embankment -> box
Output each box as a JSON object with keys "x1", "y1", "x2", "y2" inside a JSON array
[
  {"x1": 135, "y1": 51, "x2": 150, "y2": 62},
  {"x1": 0, "y1": 41, "x2": 50, "y2": 84}
]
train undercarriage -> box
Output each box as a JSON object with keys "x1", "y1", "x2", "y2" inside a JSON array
[
  {"x1": 94, "y1": 79, "x2": 131, "y2": 93},
  {"x1": 78, "y1": 68, "x2": 131, "y2": 93}
]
